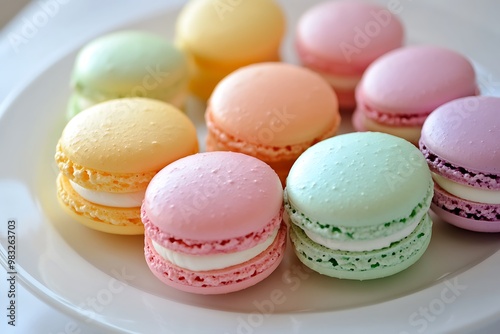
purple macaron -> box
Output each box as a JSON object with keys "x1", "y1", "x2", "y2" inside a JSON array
[{"x1": 419, "y1": 96, "x2": 500, "y2": 232}]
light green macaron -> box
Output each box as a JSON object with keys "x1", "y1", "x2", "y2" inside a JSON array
[
  {"x1": 67, "y1": 30, "x2": 189, "y2": 119},
  {"x1": 285, "y1": 132, "x2": 433, "y2": 280}
]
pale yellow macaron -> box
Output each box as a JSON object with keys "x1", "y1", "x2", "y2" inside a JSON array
[
  {"x1": 55, "y1": 98, "x2": 198, "y2": 234},
  {"x1": 175, "y1": 0, "x2": 286, "y2": 100}
]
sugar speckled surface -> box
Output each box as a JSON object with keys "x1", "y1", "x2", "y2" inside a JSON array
[
  {"x1": 357, "y1": 45, "x2": 477, "y2": 115},
  {"x1": 420, "y1": 96, "x2": 500, "y2": 175},
  {"x1": 208, "y1": 62, "x2": 340, "y2": 147},
  {"x1": 286, "y1": 132, "x2": 432, "y2": 227},
  {"x1": 295, "y1": 0, "x2": 404, "y2": 74},
  {"x1": 143, "y1": 152, "x2": 283, "y2": 242}
]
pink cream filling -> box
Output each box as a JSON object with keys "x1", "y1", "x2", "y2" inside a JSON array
[{"x1": 141, "y1": 206, "x2": 283, "y2": 255}]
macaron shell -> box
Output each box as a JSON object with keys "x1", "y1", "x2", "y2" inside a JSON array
[
  {"x1": 351, "y1": 107, "x2": 368, "y2": 131},
  {"x1": 264, "y1": 159, "x2": 296, "y2": 186},
  {"x1": 334, "y1": 88, "x2": 357, "y2": 110},
  {"x1": 431, "y1": 204, "x2": 500, "y2": 233},
  {"x1": 181, "y1": 46, "x2": 280, "y2": 101},
  {"x1": 352, "y1": 107, "x2": 423, "y2": 144},
  {"x1": 56, "y1": 142, "x2": 157, "y2": 193},
  {"x1": 72, "y1": 30, "x2": 189, "y2": 101},
  {"x1": 142, "y1": 205, "x2": 283, "y2": 255},
  {"x1": 208, "y1": 62, "x2": 340, "y2": 147},
  {"x1": 66, "y1": 93, "x2": 81, "y2": 120},
  {"x1": 359, "y1": 46, "x2": 476, "y2": 114},
  {"x1": 420, "y1": 140, "x2": 500, "y2": 191},
  {"x1": 420, "y1": 96, "x2": 500, "y2": 175},
  {"x1": 58, "y1": 98, "x2": 198, "y2": 174},
  {"x1": 296, "y1": 0, "x2": 404, "y2": 73},
  {"x1": 431, "y1": 183, "x2": 500, "y2": 232},
  {"x1": 175, "y1": 0, "x2": 285, "y2": 65},
  {"x1": 56, "y1": 174, "x2": 144, "y2": 235},
  {"x1": 182, "y1": 54, "x2": 239, "y2": 101},
  {"x1": 144, "y1": 223, "x2": 287, "y2": 294},
  {"x1": 289, "y1": 214, "x2": 432, "y2": 280},
  {"x1": 205, "y1": 107, "x2": 338, "y2": 160},
  {"x1": 204, "y1": 125, "x2": 304, "y2": 185},
  {"x1": 286, "y1": 132, "x2": 432, "y2": 227},
  {"x1": 143, "y1": 152, "x2": 283, "y2": 241}
]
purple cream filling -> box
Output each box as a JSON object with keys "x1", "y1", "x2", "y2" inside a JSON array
[{"x1": 419, "y1": 141, "x2": 500, "y2": 190}]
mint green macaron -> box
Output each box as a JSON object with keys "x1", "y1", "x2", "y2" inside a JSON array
[
  {"x1": 285, "y1": 132, "x2": 433, "y2": 280},
  {"x1": 67, "y1": 30, "x2": 189, "y2": 119}
]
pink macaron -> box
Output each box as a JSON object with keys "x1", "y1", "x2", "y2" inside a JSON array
[
  {"x1": 141, "y1": 151, "x2": 287, "y2": 294},
  {"x1": 295, "y1": 0, "x2": 404, "y2": 109},
  {"x1": 353, "y1": 45, "x2": 477, "y2": 144},
  {"x1": 419, "y1": 96, "x2": 500, "y2": 232}
]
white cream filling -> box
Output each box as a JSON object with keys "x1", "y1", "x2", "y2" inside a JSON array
[
  {"x1": 304, "y1": 210, "x2": 423, "y2": 252},
  {"x1": 316, "y1": 70, "x2": 361, "y2": 90},
  {"x1": 69, "y1": 180, "x2": 145, "y2": 208},
  {"x1": 432, "y1": 173, "x2": 500, "y2": 204},
  {"x1": 152, "y1": 228, "x2": 279, "y2": 271},
  {"x1": 359, "y1": 112, "x2": 422, "y2": 144}
]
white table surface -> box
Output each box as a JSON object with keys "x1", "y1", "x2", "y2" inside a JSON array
[{"x1": 0, "y1": 0, "x2": 499, "y2": 333}]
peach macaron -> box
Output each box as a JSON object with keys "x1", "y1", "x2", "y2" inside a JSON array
[{"x1": 205, "y1": 62, "x2": 341, "y2": 184}]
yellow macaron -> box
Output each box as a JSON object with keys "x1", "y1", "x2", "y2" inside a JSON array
[
  {"x1": 175, "y1": 0, "x2": 286, "y2": 100},
  {"x1": 55, "y1": 98, "x2": 198, "y2": 234}
]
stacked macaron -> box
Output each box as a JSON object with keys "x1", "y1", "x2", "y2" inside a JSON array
[
  {"x1": 55, "y1": 98, "x2": 198, "y2": 234},
  {"x1": 295, "y1": 0, "x2": 404, "y2": 109},
  {"x1": 205, "y1": 62, "x2": 341, "y2": 184},
  {"x1": 420, "y1": 96, "x2": 500, "y2": 232},
  {"x1": 141, "y1": 152, "x2": 287, "y2": 294},
  {"x1": 68, "y1": 30, "x2": 189, "y2": 119},
  {"x1": 353, "y1": 46, "x2": 477, "y2": 144},
  {"x1": 285, "y1": 132, "x2": 433, "y2": 279}
]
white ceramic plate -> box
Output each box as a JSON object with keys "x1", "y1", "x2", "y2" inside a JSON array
[{"x1": 1, "y1": 1, "x2": 500, "y2": 333}]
